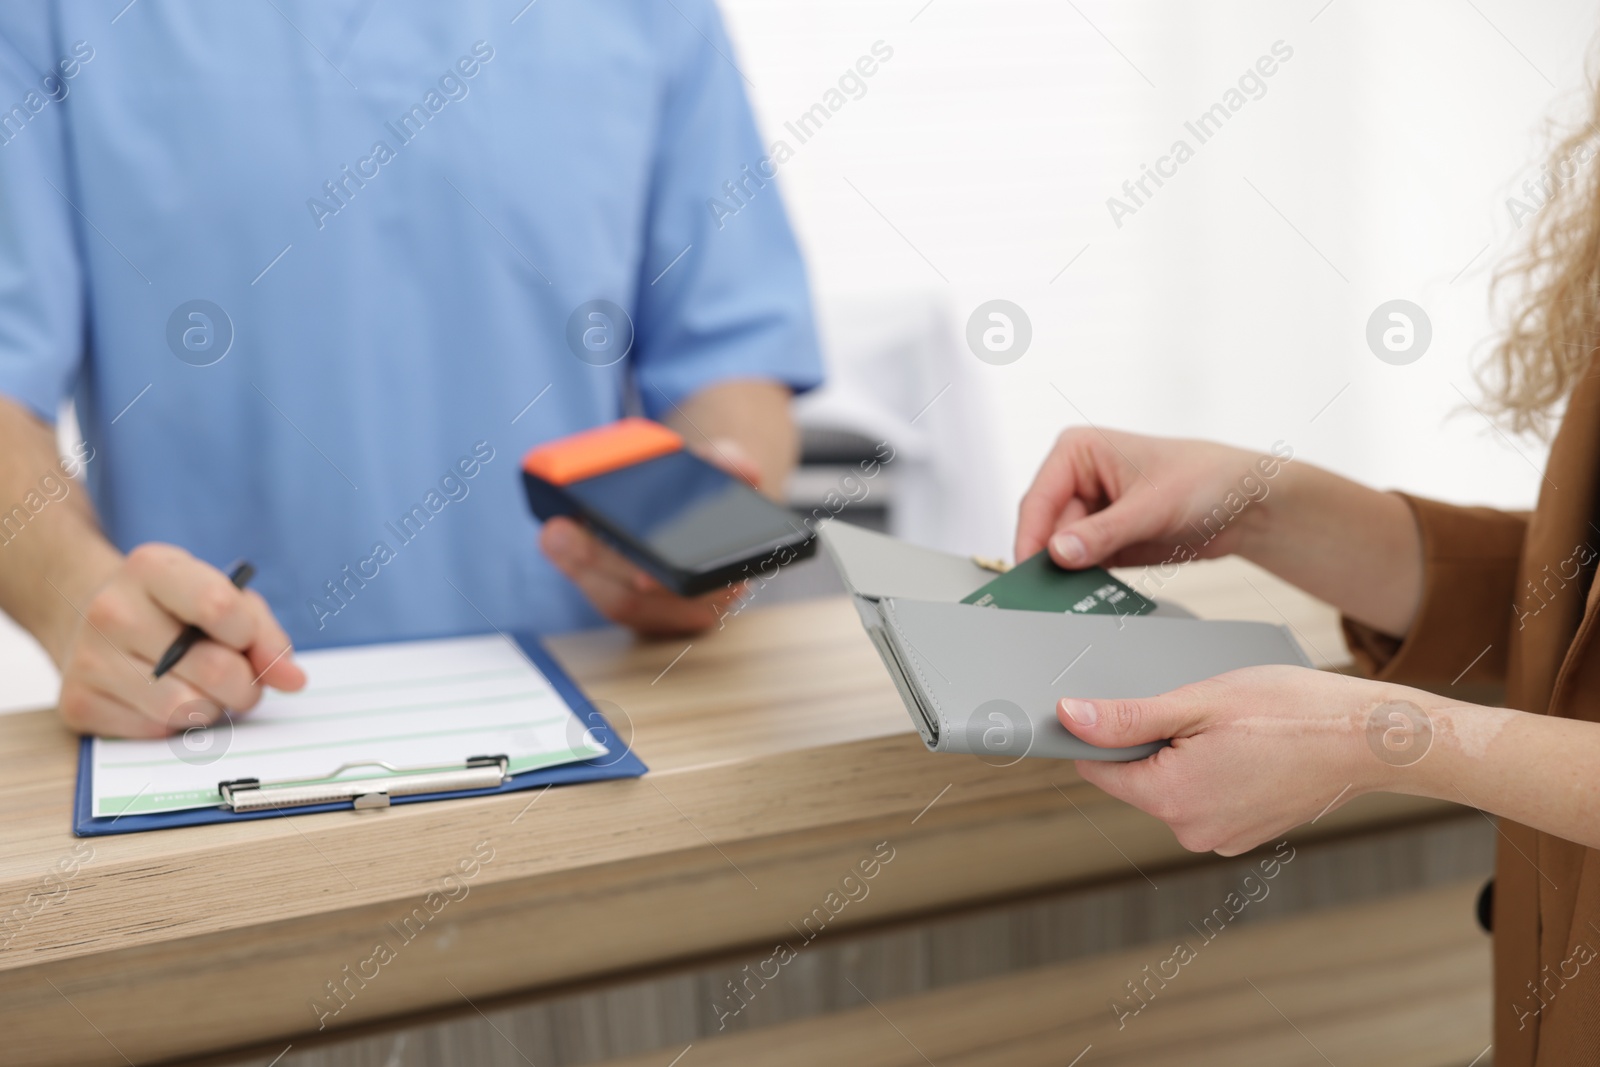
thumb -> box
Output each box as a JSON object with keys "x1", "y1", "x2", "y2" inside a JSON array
[
  {"x1": 696, "y1": 437, "x2": 763, "y2": 490},
  {"x1": 1048, "y1": 493, "x2": 1167, "y2": 568},
  {"x1": 1058, "y1": 692, "x2": 1200, "y2": 748}
]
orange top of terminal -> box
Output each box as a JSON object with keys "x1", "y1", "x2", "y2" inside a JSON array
[{"x1": 522, "y1": 418, "x2": 684, "y2": 485}]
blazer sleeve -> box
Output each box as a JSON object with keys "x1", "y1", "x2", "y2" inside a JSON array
[{"x1": 1341, "y1": 494, "x2": 1527, "y2": 686}]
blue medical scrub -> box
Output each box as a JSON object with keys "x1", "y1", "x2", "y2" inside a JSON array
[{"x1": 0, "y1": 0, "x2": 821, "y2": 648}]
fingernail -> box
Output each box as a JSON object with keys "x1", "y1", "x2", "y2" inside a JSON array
[
  {"x1": 1063, "y1": 699, "x2": 1098, "y2": 726},
  {"x1": 1052, "y1": 533, "x2": 1087, "y2": 566}
]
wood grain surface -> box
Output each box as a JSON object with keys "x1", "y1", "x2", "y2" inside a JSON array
[{"x1": 0, "y1": 562, "x2": 1454, "y2": 1067}]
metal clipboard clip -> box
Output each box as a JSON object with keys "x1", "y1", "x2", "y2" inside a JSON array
[{"x1": 218, "y1": 755, "x2": 509, "y2": 813}]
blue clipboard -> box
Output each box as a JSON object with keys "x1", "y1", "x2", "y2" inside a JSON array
[{"x1": 72, "y1": 632, "x2": 647, "y2": 837}]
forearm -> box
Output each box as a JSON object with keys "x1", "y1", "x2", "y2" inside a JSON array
[
  {"x1": 1240, "y1": 462, "x2": 1423, "y2": 637},
  {"x1": 663, "y1": 379, "x2": 799, "y2": 500},
  {"x1": 0, "y1": 396, "x2": 121, "y2": 664},
  {"x1": 1392, "y1": 703, "x2": 1600, "y2": 851}
]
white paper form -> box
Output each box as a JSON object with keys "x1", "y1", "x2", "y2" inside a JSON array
[{"x1": 90, "y1": 635, "x2": 608, "y2": 817}]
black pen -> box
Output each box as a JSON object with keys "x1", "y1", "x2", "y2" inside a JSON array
[{"x1": 152, "y1": 560, "x2": 256, "y2": 679}]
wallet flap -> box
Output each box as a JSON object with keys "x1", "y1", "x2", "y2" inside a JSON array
[
  {"x1": 819, "y1": 519, "x2": 1195, "y2": 618},
  {"x1": 819, "y1": 520, "x2": 1002, "y2": 603},
  {"x1": 880, "y1": 598, "x2": 1310, "y2": 761}
]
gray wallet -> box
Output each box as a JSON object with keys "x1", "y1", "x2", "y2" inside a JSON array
[{"x1": 820, "y1": 521, "x2": 1312, "y2": 762}]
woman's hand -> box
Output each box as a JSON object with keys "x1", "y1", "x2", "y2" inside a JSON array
[
  {"x1": 1015, "y1": 427, "x2": 1423, "y2": 637},
  {"x1": 1057, "y1": 665, "x2": 1452, "y2": 855},
  {"x1": 1014, "y1": 428, "x2": 1291, "y2": 570}
]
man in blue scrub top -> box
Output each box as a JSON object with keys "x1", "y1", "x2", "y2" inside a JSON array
[{"x1": 0, "y1": 1, "x2": 822, "y2": 738}]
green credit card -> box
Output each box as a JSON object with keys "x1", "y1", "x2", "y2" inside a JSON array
[{"x1": 960, "y1": 550, "x2": 1156, "y2": 617}]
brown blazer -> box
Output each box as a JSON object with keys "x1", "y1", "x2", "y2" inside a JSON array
[{"x1": 1343, "y1": 373, "x2": 1600, "y2": 1065}]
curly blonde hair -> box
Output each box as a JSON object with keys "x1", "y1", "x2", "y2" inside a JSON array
[{"x1": 1483, "y1": 93, "x2": 1600, "y2": 438}]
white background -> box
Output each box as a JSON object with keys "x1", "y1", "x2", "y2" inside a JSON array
[{"x1": 722, "y1": 0, "x2": 1588, "y2": 508}]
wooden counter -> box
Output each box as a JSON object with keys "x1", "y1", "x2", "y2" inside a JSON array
[{"x1": 0, "y1": 559, "x2": 1461, "y2": 1067}]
